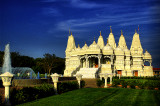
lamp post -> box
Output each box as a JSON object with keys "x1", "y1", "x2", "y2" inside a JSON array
[
  {"x1": 0, "y1": 72, "x2": 14, "y2": 105},
  {"x1": 51, "y1": 73, "x2": 59, "y2": 94},
  {"x1": 104, "y1": 74, "x2": 108, "y2": 88},
  {"x1": 76, "y1": 74, "x2": 83, "y2": 88}
]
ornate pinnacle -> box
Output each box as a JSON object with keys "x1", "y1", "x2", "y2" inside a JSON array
[
  {"x1": 100, "y1": 31, "x2": 102, "y2": 36},
  {"x1": 121, "y1": 30, "x2": 123, "y2": 35},
  {"x1": 110, "y1": 26, "x2": 112, "y2": 33}
]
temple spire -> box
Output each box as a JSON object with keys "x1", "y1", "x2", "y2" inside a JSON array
[
  {"x1": 121, "y1": 30, "x2": 123, "y2": 35},
  {"x1": 100, "y1": 31, "x2": 102, "y2": 36},
  {"x1": 71, "y1": 31, "x2": 72, "y2": 35},
  {"x1": 135, "y1": 29, "x2": 137, "y2": 33},
  {"x1": 110, "y1": 26, "x2": 112, "y2": 33}
]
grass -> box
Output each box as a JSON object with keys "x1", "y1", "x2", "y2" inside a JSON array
[{"x1": 19, "y1": 88, "x2": 160, "y2": 106}]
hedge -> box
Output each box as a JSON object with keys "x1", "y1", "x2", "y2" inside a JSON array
[
  {"x1": 10, "y1": 84, "x2": 55, "y2": 105},
  {"x1": 10, "y1": 80, "x2": 85, "y2": 105},
  {"x1": 113, "y1": 76, "x2": 160, "y2": 80},
  {"x1": 112, "y1": 79, "x2": 160, "y2": 90},
  {"x1": 0, "y1": 96, "x2": 2, "y2": 105}
]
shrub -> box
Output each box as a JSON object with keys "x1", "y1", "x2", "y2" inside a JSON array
[
  {"x1": 96, "y1": 79, "x2": 104, "y2": 87},
  {"x1": 112, "y1": 79, "x2": 120, "y2": 87},
  {"x1": 34, "y1": 83, "x2": 55, "y2": 98},
  {"x1": 58, "y1": 81, "x2": 79, "y2": 94},
  {"x1": 128, "y1": 80, "x2": 137, "y2": 89},
  {"x1": 10, "y1": 84, "x2": 55, "y2": 105},
  {"x1": 81, "y1": 80, "x2": 85, "y2": 88},
  {"x1": 137, "y1": 81, "x2": 145, "y2": 89},
  {"x1": 121, "y1": 80, "x2": 128, "y2": 88},
  {"x1": 0, "y1": 96, "x2": 2, "y2": 105}
]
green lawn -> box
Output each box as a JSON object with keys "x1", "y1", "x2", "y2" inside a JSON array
[{"x1": 20, "y1": 88, "x2": 160, "y2": 106}]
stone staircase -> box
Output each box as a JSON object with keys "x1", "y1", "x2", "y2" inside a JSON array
[
  {"x1": 82, "y1": 78, "x2": 98, "y2": 88},
  {"x1": 76, "y1": 68, "x2": 99, "y2": 78}
]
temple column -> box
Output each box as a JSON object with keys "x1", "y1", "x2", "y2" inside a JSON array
[
  {"x1": 98, "y1": 54, "x2": 102, "y2": 67},
  {"x1": 85, "y1": 55, "x2": 89, "y2": 68}
]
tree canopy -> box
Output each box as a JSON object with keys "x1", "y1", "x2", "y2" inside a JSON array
[{"x1": 0, "y1": 51, "x2": 65, "y2": 74}]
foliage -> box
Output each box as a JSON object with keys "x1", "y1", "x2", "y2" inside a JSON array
[
  {"x1": 112, "y1": 79, "x2": 121, "y2": 87},
  {"x1": 58, "y1": 81, "x2": 79, "y2": 94},
  {"x1": 81, "y1": 80, "x2": 86, "y2": 88},
  {"x1": 0, "y1": 51, "x2": 65, "y2": 74},
  {"x1": 10, "y1": 84, "x2": 55, "y2": 105},
  {"x1": 0, "y1": 95, "x2": 2, "y2": 105},
  {"x1": 96, "y1": 79, "x2": 104, "y2": 87},
  {"x1": 121, "y1": 80, "x2": 128, "y2": 88}
]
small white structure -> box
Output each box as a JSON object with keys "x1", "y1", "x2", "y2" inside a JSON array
[
  {"x1": 104, "y1": 74, "x2": 108, "y2": 88},
  {"x1": 0, "y1": 72, "x2": 14, "y2": 104},
  {"x1": 51, "y1": 73, "x2": 59, "y2": 94},
  {"x1": 76, "y1": 74, "x2": 83, "y2": 88}
]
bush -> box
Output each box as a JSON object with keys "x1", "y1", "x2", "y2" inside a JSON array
[
  {"x1": 112, "y1": 79, "x2": 120, "y2": 87},
  {"x1": 121, "y1": 80, "x2": 128, "y2": 88},
  {"x1": 96, "y1": 79, "x2": 104, "y2": 87},
  {"x1": 34, "y1": 83, "x2": 55, "y2": 98},
  {"x1": 58, "y1": 81, "x2": 79, "y2": 94},
  {"x1": 128, "y1": 80, "x2": 137, "y2": 89},
  {"x1": 137, "y1": 81, "x2": 146, "y2": 89},
  {"x1": 10, "y1": 84, "x2": 55, "y2": 105},
  {"x1": 81, "y1": 80, "x2": 85, "y2": 88},
  {"x1": 0, "y1": 96, "x2": 2, "y2": 105}
]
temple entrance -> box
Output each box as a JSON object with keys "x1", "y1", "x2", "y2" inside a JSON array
[
  {"x1": 117, "y1": 70, "x2": 122, "y2": 76},
  {"x1": 89, "y1": 57, "x2": 98, "y2": 68},
  {"x1": 134, "y1": 71, "x2": 138, "y2": 76},
  {"x1": 95, "y1": 58, "x2": 98, "y2": 68}
]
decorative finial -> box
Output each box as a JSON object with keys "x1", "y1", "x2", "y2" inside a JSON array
[
  {"x1": 107, "y1": 38, "x2": 108, "y2": 44},
  {"x1": 71, "y1": 31, "x2": 72, "y2": 35},
  {"x1": 85, "y1": 41, "x2": 86, "y2": 44},
  {"x1": 100, "y1": 31, "x2": 101, "y2": 36},
  {"x1": 110, "y1": 26, "x2": 112, "y2": 33},
  {"x1": 135, "y1": 29, "x2": 137, "y2": 33},
  {"x1": 78, "y1": 44, "x2": 80, "y2": 48},
  {"x1": 138, "y1": 25, "x2": 139, "y2": 34},
  {"x1": 145, "y1": 49, "x2": 147, "y2": 52},
  {"x1": 94, "y1": 37, "x2": 95, "y2": 41},
  {"x1": 121, "y1": 30, "x2": 123, "y2": 35}
]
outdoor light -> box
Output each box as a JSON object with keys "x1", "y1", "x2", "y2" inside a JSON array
[
  {"x1": 51, "y1": 73, "x2": 59, "y2": 94},
  {"x1": 17, "y1": 72, "x2": 20, "y2": 77},
  {"x1": 104, "y1": 74, "x2": 108, "y2": 88},
  {"x1": 76, "y1": 74, "x2": 83, "y2": 88},
  {"x1": 27, "y1": 72, "x2": 30, "y2": 76},
  {"x1": 0, "y1": 72, "x2": 14, "y2": 105}
]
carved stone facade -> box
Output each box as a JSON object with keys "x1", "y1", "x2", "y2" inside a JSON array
[{"x1": 64, "y1": 28, "x2": 153, "y2": 78}]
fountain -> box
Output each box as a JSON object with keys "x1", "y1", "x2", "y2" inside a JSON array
[{"x1": 0, "y1": 44, "x2": 14, "y2": 105}]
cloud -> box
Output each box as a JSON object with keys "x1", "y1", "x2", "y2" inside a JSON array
[{"x1": 42, "y1": 7, "x2": 62, "y2": 16}]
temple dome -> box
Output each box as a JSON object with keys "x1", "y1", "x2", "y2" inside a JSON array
[
  {"x1": 82, "y1": 43, "x2": 88, "y2": 50},
  {"x1": 124, "y1": 48, "x2": 130, "y2": 55},
  {"x1": 102, "y1": 44, "x2": 113, "y2": 55},
  {"x1": 114, "y1": 46, "x2": 124, "y2": 55},
  {"x1": 86, "y1": 40, "x2": 101, "y2": 54},
  {"x1": 143, "y1": 50, "x2": 152, "y2": 59},
  {"x1": 97, "y1": 31, "x2": 104, "y2": 49}
]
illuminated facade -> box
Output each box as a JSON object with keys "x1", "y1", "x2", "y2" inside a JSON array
[{"x1": 64, "y1": 28, "x2": 153, "y2": 78}]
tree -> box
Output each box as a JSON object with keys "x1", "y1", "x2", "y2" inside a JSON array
[{"x1": 43, "y1": 53, "x2": 56, "y2": 74}]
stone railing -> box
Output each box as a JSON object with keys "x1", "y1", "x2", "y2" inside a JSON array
[{"x1": 71, "y1": 65, "x2": 81, "y2": 76}]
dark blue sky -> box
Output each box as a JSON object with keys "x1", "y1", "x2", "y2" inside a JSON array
[{"x1": 0, "y1": 0, "x2": 160, "y2": 67}]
